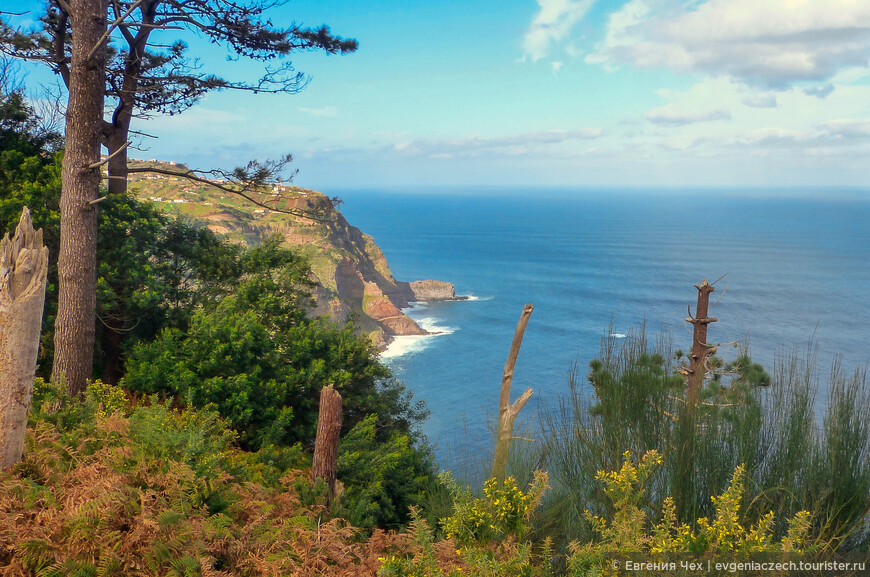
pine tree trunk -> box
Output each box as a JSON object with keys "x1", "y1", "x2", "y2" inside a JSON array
[
  {"x1": 99, "y1": 320, "x2": 124, "y2": 385},
  {"x1": 685, "y1": 280, "x2": 717, "y2": 408},
  {"x1": 312, "y1": 385, "x2": 343, "y2": 501},
  {"x1": 106, "y1": 127, "x2": 130, "y2": 195},
  {"x1": 0, "y1": 208, "x2": 50, "y2": 469},
  {"x1": 104, "y1": 15, "x2": 152, "y2": 196},
  {"x1": 52, "y1": 0, "x2": 109, "y2": 395}
]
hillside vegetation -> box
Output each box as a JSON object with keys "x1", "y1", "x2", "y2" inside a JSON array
[
  {"x1": 125, "y1": 160, "x2": 459, "y2": 348},
  {"x1": 3, "y1": 85, "x2": 870, "y2": 577}
]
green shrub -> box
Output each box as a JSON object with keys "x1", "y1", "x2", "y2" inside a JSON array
[
  {"x1": 567, "y1": 451, "x2": 816, "y2": 576},
  {"x1": 441, "y1": 471, "x2": 550, "y2": 546},
  {"x1": 128, "y1": 399, "x2": 238, "y2": 479},
  {"x1": 122, "y1": 239, "x2": 427, "y2": 450},
  {"x1": 541, "y1": 330, "x2": 870, "y2": 550},
  {"x1": 335, "y1": 414, "x2": 436, "y2": 529}
]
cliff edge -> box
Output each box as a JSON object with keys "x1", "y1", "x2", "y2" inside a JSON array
[
  {"x1": 263, "y1": 193, "x2": 464, "y2": 348},
  {"x1": 127, "y1": 163, "x2": 460, "y2": 348}
]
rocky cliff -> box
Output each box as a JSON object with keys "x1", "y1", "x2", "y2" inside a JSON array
[
  {"x1": 126, "y1": 165, "x2": 460, "y2": 348},
  {"x1": 261, "y1": 193, "x2": 465, "y2": 347}
]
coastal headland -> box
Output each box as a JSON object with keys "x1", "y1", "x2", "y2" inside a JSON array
[{"x1": 126, "y1": 159, "x2": 462, "y2": 348}]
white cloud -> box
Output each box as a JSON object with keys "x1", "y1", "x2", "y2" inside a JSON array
[
  {"x1": 646, "y1": 107, "x2": 731, "y2": 125},
  {"x1": 802, "y1": 84, "x2": 835, "y2": 99},
  {"x1": 589, "y1": 0, "x2": 870, "y2": 88},
  {"x1": 617, "y1": 75, "x2": 870, "y2": 163},
  {"x1": 819, "y1": 119, "x2": 870, "y2": 140},
  {"x1": 392, "y1": 128, "x2": 604, "y2": 158},
  {"x1": 523, "y1": 0, "x2": 596, "y2": 62},
  {"x1": 298, "y1": 106, "x2": 339, "y2": 117},
  {"x1": 741, "y1": 94, "x2": 778, "y2": 108},
  {"x1": 551, "y1": 61, "x2": 564, "y2": 73}
]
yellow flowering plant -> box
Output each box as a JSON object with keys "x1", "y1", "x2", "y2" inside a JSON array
[
  {"x1": 441, "y1": 471, "x2": 549, "y2": 546},
  {"x1": 569, "y1": 451, "x2": 816, "y2": 575},
  {"x1": 86, "y1": 379, "x2": 129, "y2": 418}
]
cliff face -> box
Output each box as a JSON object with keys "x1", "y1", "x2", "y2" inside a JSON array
[
  {"x1": 265, "y1": 195, "x2": 462, "y2": 347},
  {"x1": 127, "y1": 166, "x2": 458, "y2": 348}
]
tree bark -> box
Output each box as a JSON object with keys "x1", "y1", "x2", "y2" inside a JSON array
[
  {"x1": 312, "y1": 385, "x2": 343, "y2": 502},
  {"x1": 684, "y1": 280, "x2": 717, "y2": 409},
  {"x1": 52, "y1": 0, "x2": 109, "y2": 396},
  {"x1": 105, "y1": 124, "x2": 131, "y2": 195},
  {"x1": 491, "y1": 304, "x2": 534, "y2": 481},
  {"x1": 103, "y1": 14, "x2": 154, "y2": 195},
  {"x1": 0, "y1": 208, "x2": 50, "y2": 469}
]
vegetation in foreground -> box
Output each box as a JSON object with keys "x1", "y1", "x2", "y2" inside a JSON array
[{"x1": 3, "y1": 71, "x2": 870, "y2": 576}]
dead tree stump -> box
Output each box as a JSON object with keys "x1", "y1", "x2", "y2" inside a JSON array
[
  {"x1": 491, "y1": 304, "x2": 534, "y2": 481},
  {"x1": 682, "y1": 280, "x2": 718, "y2": 409},
  {"x1": 0, "y1": 208, "x2": 49, "y2": 469},
  {"x1": 312, "y1": 384, "x2": 343, "y2": 502}
]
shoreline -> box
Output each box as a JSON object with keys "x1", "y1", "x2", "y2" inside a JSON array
[{"x1": 377, "y1": 295, "x2": 470, "y2": 357}]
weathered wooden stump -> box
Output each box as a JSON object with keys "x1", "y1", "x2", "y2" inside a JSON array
[
  {"x1": 682, "y1": 280, "x2": 718, "y2": 409},
  {"x1": 312, "y1": 384, "x2": 343, "y2": 503},
  {"x1": 0, "y1": 208, "x2": 49, "y2": 469}
]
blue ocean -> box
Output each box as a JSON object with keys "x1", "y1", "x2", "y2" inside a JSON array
[{"x1": 334, "y1": 188, "x2": 870, "y2": 469}]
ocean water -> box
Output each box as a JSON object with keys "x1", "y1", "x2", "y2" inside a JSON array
[{"x1": 334, "y1": 188, "x2": 870, "y2": 469}]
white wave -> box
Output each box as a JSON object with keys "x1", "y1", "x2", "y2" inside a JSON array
[
  {"x1": 414, "y1": 315, "x2": 457, "y2": 335},
  {"x1": 381, "y1": 334, "x2": 434, "y2": 360},
  {"x1": 609, "y1": 332, "x2": 627, "y2": 339},
  {"x1": 381, "y1": 315, "x2": 456, "y2": 360},
  {"x1": 463, "y1": 294, "x2": 493, "y2": 301}
]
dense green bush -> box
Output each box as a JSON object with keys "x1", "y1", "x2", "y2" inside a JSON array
[
  {"x1": 123, "y1": 237, "x2": 430, "y2": 454},
  {"x1": 540, "y1": 330, "x2": 870, "y2": 550},
  {"x1": 335, "y1": 414, "x2": 436, "y2": 529}
]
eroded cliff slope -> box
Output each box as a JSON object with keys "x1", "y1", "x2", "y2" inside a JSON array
[{"x1": 127, "y1": 162, "x2": 459, "y2": 347}]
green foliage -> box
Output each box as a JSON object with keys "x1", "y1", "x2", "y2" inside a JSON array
[
  {"x1": 541, "y1": 330, "x2": 870, "y2": 551},
  {"x1": 128, "y1": 399, "x2": 239, "y2": 482},
  {"x1": 567, "y1": 452, "x2": 816, "y2": 576},
  {"x1": 441, "y1": 471, "x2": 550, "y2": 546},
  {"x1": 124, "y1": 302, "x2": 396, "y2": 448},
  {"x1": 5, "y1": 390, "x2": 419, "y2": 575},
  {"x1": 335, "y1": 414, "x2": 436, "y2": 529},
  {"x1": 123, "y1": 239, "x2": 425, "y2": 451}
]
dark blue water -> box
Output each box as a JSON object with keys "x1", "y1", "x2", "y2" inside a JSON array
[{"x1": 334, "y1": 188, "x2": 870, "y2": 468}]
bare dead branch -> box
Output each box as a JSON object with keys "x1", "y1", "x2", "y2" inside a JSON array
[
  {"x1": 492, "y1": 304, "x2": 535, "y2": 481},
  {"x1": 88, "y1": 140, "x2": 130, "y2": 168},
  {"x1": 87, "y1": 0, "x2": 147, "y2": 62}
]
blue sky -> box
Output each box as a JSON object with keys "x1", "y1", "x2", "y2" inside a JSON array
[{"x1": 6, "y1": 0, "x2": 870, "y2": 190}]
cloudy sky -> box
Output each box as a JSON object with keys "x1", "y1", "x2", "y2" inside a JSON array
[{"x1": 7, "y1": 0, "x2": 870, "y2": 190}]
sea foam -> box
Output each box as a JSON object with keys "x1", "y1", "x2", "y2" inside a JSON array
[
  {"x1": 381, "y1": 310, "x2": 457, "y2": 360},
  {"x1": 464, "y1": 294, "x2": 493, "y2": 302}
]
